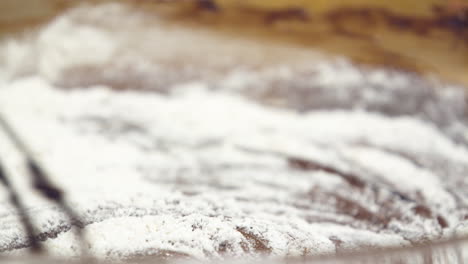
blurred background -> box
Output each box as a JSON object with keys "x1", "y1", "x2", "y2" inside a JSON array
[{"x1": 0, "y1": 0, "x2": 467, "y2": 86}]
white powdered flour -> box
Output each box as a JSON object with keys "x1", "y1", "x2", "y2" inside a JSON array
[{"x1": 0, "y1": 2, "x2": 467, "y2": 262}]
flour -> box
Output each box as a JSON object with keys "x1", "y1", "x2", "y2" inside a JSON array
[{"x1": 0, "y1": 2, "x2": 467, "y2": 262}]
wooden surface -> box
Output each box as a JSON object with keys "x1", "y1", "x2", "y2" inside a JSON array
[{"x1": 0, "y1": 0, "x2": 467, "y2": 86}]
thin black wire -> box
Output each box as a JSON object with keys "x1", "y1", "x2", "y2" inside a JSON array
[
  {"x1": 0, "y1": 162, "x2": 42, "y2": 253},
  {"x1": 0, "y1": 114, "x2": 88, "y2": 256}
]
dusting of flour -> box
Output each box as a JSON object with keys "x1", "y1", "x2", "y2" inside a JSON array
[{"x1": 0, "y1": 2, "x2": 468, "y2": 262}]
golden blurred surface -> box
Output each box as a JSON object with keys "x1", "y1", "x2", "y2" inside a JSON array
[{"x1": 0, "y1": 0, "x2": 467, "y2": 86}]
